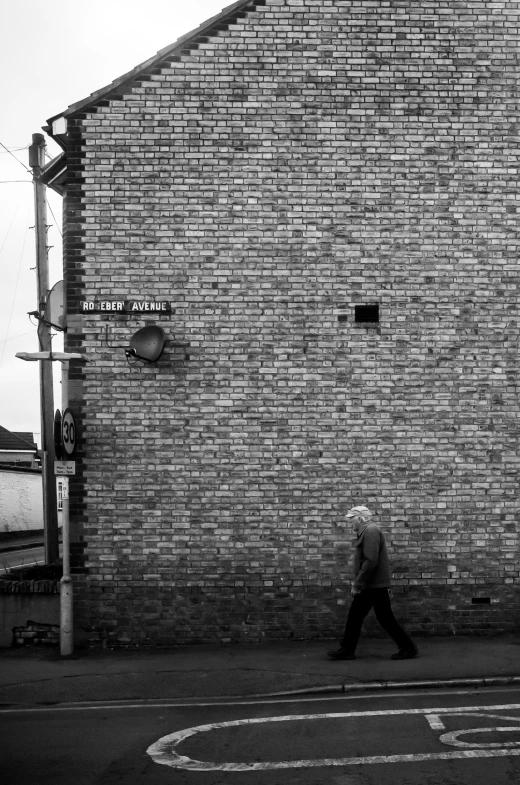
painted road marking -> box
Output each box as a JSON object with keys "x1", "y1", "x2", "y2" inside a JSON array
[
  {"x1": 2, "y1": 688, "x2": 520, "y2": 714},
  {"x1": 0, "y1": 559, "x2": 43, "y2": 572},
  {"x1": 427, "y1": 711, "x2": 520, "y2": 749},
  {"x1": 4, "y1": 688, "x2": 517, "y2": 714},
  {"x1": 425, "y1": 711, "x2": 520, "y2": 733},
  {"x1": 425, "y1": 714, "x2": 446, "y2": 730},
  {"x1": 147, "y1": 703, "x2": 520, "y2": 772},
  {"x1": 440, "y1": 728, "x2": 520, "y2": 748}
]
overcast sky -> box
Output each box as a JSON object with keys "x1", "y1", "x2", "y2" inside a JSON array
[{"x1": 0, "y1": 0, "x2": 229, "y2": 441}]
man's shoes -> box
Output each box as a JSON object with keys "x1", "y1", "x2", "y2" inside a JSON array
[
  {"x1": 391, "y1": 647, "x2": 419, "y2": 660},
  {"x1": 327, "y1": 648, "x2": 356, "y2": 660}
]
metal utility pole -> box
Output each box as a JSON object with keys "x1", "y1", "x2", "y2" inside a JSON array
[
  {"x1": 59, "y1": 362, "x2": 73, "y2": 655},
  {"x1": 29, "y1": 133, "x2": 59, "y2": 564}
]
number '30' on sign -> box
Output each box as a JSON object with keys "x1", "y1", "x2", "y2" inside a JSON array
[{"x1": 62, "y1": 409, "x2": 77, "y2": 457}]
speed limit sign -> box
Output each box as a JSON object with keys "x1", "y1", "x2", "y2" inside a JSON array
[{"x1": 62, "y1": 408, "x2": 77, "y2": 457}]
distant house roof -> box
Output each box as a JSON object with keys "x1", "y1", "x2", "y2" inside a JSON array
[
  {"x1": 0, "y1": 426, "x2": 37, "y2": 453},
  {"x1": 44, "y1": 0, "x2": 265, "y2": 141},
  {"x1": 14, "y1": 432, "x2": 37, "y2": 448},
  {"x1": 0, "y1": 464, "x2": 42, "y2": 475}
]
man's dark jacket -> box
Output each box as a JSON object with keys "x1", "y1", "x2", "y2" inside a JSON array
[{"x1": 353, "y1": 522, "x2": 391, "y2": 590}]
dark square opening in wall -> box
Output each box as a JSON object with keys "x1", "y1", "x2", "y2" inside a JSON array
[{"x1": 355, "y1": 304, "x2": 379, "y2": 323}]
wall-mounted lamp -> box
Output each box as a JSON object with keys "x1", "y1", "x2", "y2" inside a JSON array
[{"x1": 125, "y1": 325, "x2": 165, "y2": 364}]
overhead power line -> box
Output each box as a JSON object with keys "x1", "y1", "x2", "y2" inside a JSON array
[
  {"x1": 46, "y1": 200, "x2": 63, "y2": 238},
  {"x1": 0, "y1": 330, "x2": 37, "y2": 345},
  {"x1": 0, "y1": 140, "x2": 31, "y2": 174},
  {"x1": 0, "y1": 201, "x2": 21, "y2": 257},
  {"x1": 0, "y1": 204, "x2": 31, "y2": 368},
  {"x1": 0, "y1": 145, "x2": 28, "y2": 154}
]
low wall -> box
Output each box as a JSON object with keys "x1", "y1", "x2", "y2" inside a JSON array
[{"x1": 0, "y1": 584, "x2": 59, "y2": 647}]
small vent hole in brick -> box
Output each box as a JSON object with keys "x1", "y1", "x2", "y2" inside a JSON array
[
  {"x1": 471, "y1": 597, "x2": 491, "y2": 604},
  {"x1": 355, "y1": 304, "x2": 379, "y2": 323}
]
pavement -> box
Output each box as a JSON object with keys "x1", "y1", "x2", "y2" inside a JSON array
[
  {"x1": 1, "y1": 634, "x2": 520, "y2": 706},
  {"x1": 1, "y1": 535, "x2": 519, "y2": 706}
]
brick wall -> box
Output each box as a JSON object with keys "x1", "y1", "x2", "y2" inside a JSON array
[{"x1": 61, "y1": 0, "x2": 520, "y2": 645}]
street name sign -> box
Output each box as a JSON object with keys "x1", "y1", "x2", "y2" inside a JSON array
[{"x1": 79, "y1": 300, "x2": 172, "y2": 314}]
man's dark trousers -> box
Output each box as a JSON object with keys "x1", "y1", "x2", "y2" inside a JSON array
[{"x1": 341, "y1": 588, "x2": 415, "y2": 654}]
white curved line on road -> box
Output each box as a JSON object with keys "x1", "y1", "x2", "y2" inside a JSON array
[
  {"x1": 426, "y1": 711, "x2": 520, "y2": 732},
  {"x1": 147, "y1": 705, "x2": 520, "y2": 771},
  {"x1": 441, "y1": 727, "x2": 520, "y2": 749}
]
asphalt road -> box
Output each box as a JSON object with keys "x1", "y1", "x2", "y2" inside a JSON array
[
  {"x1": 3, "y1": 686, "x2": 520, "y2": 784},
  {"x1": 0, "y1": 545, "x2": 45, "y2": 573}
]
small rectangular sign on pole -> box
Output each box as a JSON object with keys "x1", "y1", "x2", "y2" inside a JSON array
[
  {"x1": 54, "y1": 461, "x2": 76, "y2": 476},
  {"x1": 60, "y1": 477, "x2": 69, "y2": 499}
]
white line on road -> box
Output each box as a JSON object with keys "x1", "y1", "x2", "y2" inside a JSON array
[
  {"x1": 0, "y1": 560, "x2": 43, "y2": 571},
  {"x1": 425, "y1": 713, "x2": 446, "y2": 730},
  {"x1": 2, "y1": 687, "x2": 520, "y2": 713},
  {"x1": 149, "y1": 745, "x2": 520, "y2": 772},
  {"x1": 440, "y1": 727, "x2": 520, "y2": 749},
  {"x1": 426, "y1": 711, "x2": 520, "y2": 734},
  {"x1": 147, "y1": 704, "x2": 520, "y2": 771}
]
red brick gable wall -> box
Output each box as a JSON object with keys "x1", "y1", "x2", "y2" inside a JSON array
[{"x1": 63, "y1": 0, "x2": 520, "y2": 645}]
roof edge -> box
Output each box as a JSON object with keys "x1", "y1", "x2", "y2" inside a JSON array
[
  {"x1": 0, "y1": 449, "x2": 36, "y2": 454},
  {"x1": 0, "y1": 464, "x2": 42, "y2": 474},
  {"x1": 46, "y1": 0, "x2": 265, "y2": 127},
  {"x1": 40, "y1": 152, "x2": 67, "y2": 195},
  {"x1": 0, "y1": 426, "x2": 38, "y2": 452}
]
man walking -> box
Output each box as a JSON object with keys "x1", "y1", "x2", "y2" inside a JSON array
[{"x1": 328, "y1": 505, "x2": 418, "y2": 661}]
